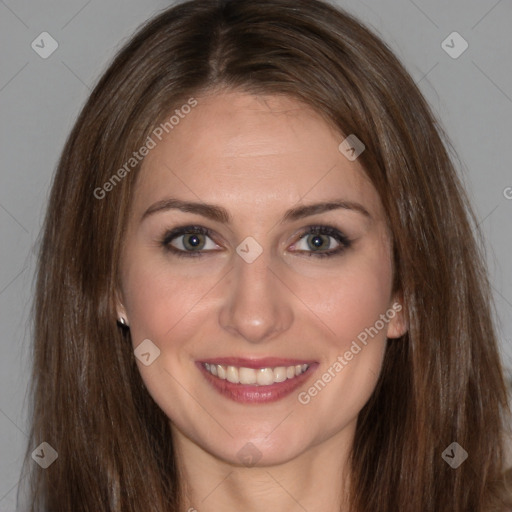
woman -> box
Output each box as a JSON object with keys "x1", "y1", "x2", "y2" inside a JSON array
[{"x1": 21, "y1": 0, "x2": 512, "y2": 510}]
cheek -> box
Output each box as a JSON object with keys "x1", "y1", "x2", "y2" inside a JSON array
[
  {"x1": 300, "y1": 243, "x2": 392, "y2": 419},
  {"x1": 120, "y1": 253, "x2": 197, "y2": 344},
  {"x1": 295, "y1": 247, "x2": 393, "y2": 351},
  {"x1": 296, "y1": 256, "x2": 392, "y2": 430}
]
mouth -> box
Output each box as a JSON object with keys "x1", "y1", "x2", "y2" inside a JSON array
[{"x1": 196, "y1": 358, "x2": 317, "y2": 404}]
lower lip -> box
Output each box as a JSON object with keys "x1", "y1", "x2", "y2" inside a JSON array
[{"x1": 196, "y1": 362, "x2": 318, "y2": 404}]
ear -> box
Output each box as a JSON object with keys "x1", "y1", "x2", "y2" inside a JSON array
[
  {"x1": 386, "y1": 291, "x2": 408, "y2": 339},
  {"x1": 114, "y1": 288, "x2": 129, "y2": 325}
]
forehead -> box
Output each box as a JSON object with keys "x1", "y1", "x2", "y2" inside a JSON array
[{"x1": 131, "y1": 91, "x2": 383, "y2": 221}]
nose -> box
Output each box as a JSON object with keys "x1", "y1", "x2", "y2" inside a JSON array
[{"x1": 218, "y1": 247, "x2": 294, "y2": 344}]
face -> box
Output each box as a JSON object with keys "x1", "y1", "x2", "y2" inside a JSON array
[{"x1": 116, "y1": 91, "x2": 407, "y2": 467}]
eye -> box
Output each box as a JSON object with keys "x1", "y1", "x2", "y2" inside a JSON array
[
  {"x1": 291, "y1": 225, "x2": 352, "y2": 258},
  {"x1": 161, "y1": 225, "x2": 219, "y2": 258}
]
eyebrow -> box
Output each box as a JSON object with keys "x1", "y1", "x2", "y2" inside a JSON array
[{"x1": 141, "y1": 197, "x2": 371, "y2": 224}]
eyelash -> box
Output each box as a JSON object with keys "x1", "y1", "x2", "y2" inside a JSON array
[{"x1": 160, "y1": 224, "x2": 352, "y2": 259}]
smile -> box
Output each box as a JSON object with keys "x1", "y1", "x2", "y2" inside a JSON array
[
  {"x1": 203, "y1": 362, "x2": 309, "y2": 385},
  {"x1": 197, "y1": 359, "x2": 317, "y2": 404}
]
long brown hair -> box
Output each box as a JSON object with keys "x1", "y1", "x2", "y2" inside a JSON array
[{"x1": 20, "y1": 0, "x2": 512, "y2": 510}]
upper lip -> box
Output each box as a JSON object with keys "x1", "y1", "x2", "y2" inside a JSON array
[{"x1": 197, "y1": 357, "x2": 315, "y2": 369}]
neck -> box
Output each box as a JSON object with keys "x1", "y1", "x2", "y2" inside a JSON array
[{"x1": 172, "y1": 422, "x2": 355, "y2": 512}]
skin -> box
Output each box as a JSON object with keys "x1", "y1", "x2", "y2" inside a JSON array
[{"x1": 116, "y1": 90, "x2": 408, "y2": 512}]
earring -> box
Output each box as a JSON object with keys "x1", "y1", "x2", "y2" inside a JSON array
[{"x1": 117, "y1": 317, "x2": 128, "y2": 327}]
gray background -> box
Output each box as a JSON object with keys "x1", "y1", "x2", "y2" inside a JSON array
[{"x1": 1, "y1": 0, "x2": 511, "y2": 509}]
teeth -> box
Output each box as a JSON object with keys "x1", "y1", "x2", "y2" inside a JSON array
[
  {"x1": 203, "y1": 362, "x2": 310, "y2": 385},
  {"x1": 273, "y1": 367, "x2": 287, "y2": 383},
  {"x1": 217, "y1": 365, "x2": 227, "y2": 379},
  {"x1": 239, "y1": 367, "x2": 257, "y2": 385},
  {"x1": 226, "y1": 366, "x2": 239, "y2": 384},
  {"x1": 257, "y1": 368, "x2": 274, "y2": 386}
]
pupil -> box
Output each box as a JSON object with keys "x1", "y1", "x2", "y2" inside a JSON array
[
  {"x1": 310, "y1": 235, "x2": 325, "y2": 250},
  {"x1": 185, "y1": 235, "x2": 202, "y2": 249}
]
